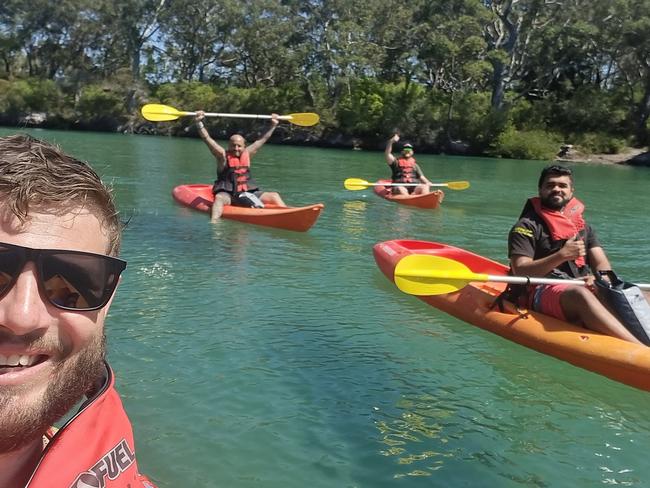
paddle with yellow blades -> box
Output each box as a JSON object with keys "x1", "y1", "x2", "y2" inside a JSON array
[
  {"x1": 141, "y1": 103, "x2": 320, "y2": 127},
  {"x1": 393, "y1": 254, "x2": 650, "y2": 296},
  {"x1": 344, "y1": 178, "x2": 469, "y2": 191}
]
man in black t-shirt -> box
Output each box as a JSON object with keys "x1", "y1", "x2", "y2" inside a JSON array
[{"x1": 507, "y1": 164, "x2": 642, "y2": 344}]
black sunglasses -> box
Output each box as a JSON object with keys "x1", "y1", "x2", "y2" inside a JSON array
[{"x1": 0, "y1": 241, "x2": 126, "y2": 311}]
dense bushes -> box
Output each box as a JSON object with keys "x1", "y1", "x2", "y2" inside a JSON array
[
  {"x1": 0, "y1": 79, "x2": 61, "y2": 123},
  {"x1": 75, "y1": 85, "x2": 128, "y2": 130},
  {"x1": 573, "y1": 132, "x2": 627, "y2": 154},
  {"x1": 490, "y1": 128, "x2": 562, "y2": 160},
  {"x1": 0, "y1": 77, "x2": 640, "y2": 159}
]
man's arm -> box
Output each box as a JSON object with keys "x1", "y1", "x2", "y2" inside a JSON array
[
  {"x1": 588, "y1": 246, "x2": 612, "y2": 273},
  {"x1": 415, "y1": 164, "x2": 431, "y2": 185},
  {"x1": 385, "y1": 134, "x2": 398, "y2": 165},
  {"x1": 195, "y1": 111, "x2": 226, "y2": 169},
  {"x1": 247, "y1": 114, "x2": 279, "y2": 156}
]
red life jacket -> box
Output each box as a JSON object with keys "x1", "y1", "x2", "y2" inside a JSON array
[
  {"x1": 226, "y1": 150, "x2": 252, "y2": 192},
  {"x1": 530, "y1": 196, "x2": 586, "y2": 267},
  {"x1": 26, "y1": 364, "x2": 157, "y2": 488},
  {"x1": 392, "y1": 157, "x2": 418, "y2": 183}
]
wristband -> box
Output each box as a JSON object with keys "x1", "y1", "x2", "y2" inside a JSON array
[{"x1": 196, "y1": 121, "x2": 205, "y2": 129}]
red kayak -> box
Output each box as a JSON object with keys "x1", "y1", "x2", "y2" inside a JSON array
[
  {"x1": 172, "y1": 184, "x2": 324, "y2": 232},
  {"x1": 372, "y1": 179, "x2": 444, "y2": 209},
  {"x1": 373, "y1": 239, "x2": 650, "y2": 392}
]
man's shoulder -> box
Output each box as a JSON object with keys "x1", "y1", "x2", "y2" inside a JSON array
[
  {"x1": 513, "y1": 211, "x2": 541, "y2": 226},
  {"x1": 510, "y1": 213, "x2": 542, "y2": 238}
]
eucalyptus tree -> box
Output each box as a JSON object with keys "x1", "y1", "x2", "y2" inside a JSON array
[
  {"x1": 614, "y1": 0, "x2": 650, "y2": 144},
  {"x1": 482, "y1": 0, "x2": 573, "y2": 110},
  {"x1": 95, "y1": 0, "x2": 168, "y2": 81},
  {"x1": 280, "y1": 0, "x2": 427, "y2": 133},
  {"x1": 226, "y1": 0, "x2": 303, "y2": 88},
  {"x1": 0, "y1": 0, "x2": 22, "y2": 77},
  {"x1": 0, "y1": 0, "x2": 102, "y2": 80},
  {"x1": 159, "y1": 0, "x2": 238, "y2": 82},
  {"x1": 413, "y1": 1, "x2": 492, "y2": 143}
]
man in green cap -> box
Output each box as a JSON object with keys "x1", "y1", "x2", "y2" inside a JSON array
[{"x1": 384, "y1": 134, "x2": 433, "y2": 195}]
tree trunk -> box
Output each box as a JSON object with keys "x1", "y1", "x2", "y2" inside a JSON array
[
  {"x1": 491, "y1": 60, "x2": 507, "y2": 110},
  {"x1": 635, "y1": 73, "x2": 650, "y2": 145}
]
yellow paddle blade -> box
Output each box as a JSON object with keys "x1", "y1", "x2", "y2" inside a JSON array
[
  {"x1": 394, "y1": 254, "x2": 488, "y2": 296},
  {"x1": 446, "y1": 181, "x2": 470, "y2": 190},
  {"x1": 287, "y1": 112, "x2": 320, "y2": 126},
  {"x1": 344, "y1": 178, "x2": 371, "y2": 190},
  {"x1": 141, "y1": 104, "x2": 190, "y2": 122}
]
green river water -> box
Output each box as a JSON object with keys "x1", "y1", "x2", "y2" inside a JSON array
[{"x1": 2, "y1": 127, "x2": 650, "y2": 487}]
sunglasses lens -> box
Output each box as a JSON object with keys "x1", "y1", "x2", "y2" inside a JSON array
[
  {"x1": 40, "y1": 252, "x2": 124, "y2": 310},
  {"x1": 0, "y1": 246, "x2": 23, "y2": 295}
]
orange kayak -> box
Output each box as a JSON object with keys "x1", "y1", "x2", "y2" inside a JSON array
[
  {"x1": 372, "y1": 179, "x2": 444, "y2": 209},
  {"x1": 373, "y1": 239, "x2": 650, "y2": 392},
  {"x1": 172, "y1": 184, "x2": 324, "y2": 232}
]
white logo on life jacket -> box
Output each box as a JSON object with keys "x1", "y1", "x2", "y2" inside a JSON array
[{"x1": 69, "y1": 439, "x2": 136, "y2": 488}]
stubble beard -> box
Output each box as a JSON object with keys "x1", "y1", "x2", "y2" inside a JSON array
[
  {"x1": 0, "y1": 333, "x2": 106, "y2": 453},
  {"x1": 541, "y1": 194, "x2": 570, "y2": 211}
]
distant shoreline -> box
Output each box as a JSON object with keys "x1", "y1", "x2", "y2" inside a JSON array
[{"x1": 3, "y1": 123, "x2": 649, "y2": 166}]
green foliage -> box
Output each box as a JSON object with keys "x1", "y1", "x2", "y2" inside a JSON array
[
  {"x1": 337, "y1": 79, "x2": 387, "y2": 136},
  {"x1": 0, "y1": 79, "x2": 62, "y2": 119},
  {"x1": 551, "y1": 87, "x2": 627, "y2": 134},
  {"x1": 75, "y1": 84, "x2": 127, "y2": 129},
  {"x1": 447, "y1": 91, "x2": 507, "y2": 151},
  {"x1": 573, "y1": 133, "x2": 627, "y2": 154},
  {"x1": 1, "y1": 0, "x2": 649, "y2": 157},
  {"x1": 490, "y1": 127, "x2": 562, "y2": 161},
  {"x1": 336, "y1": 80, "x2": 438, "y2": 143},
  {"x1": 509, "y1": 98, "x2": 553, "y2": 131},
  {"x1": 154, "y1": 82, "x2": 218, "y2": 112}
]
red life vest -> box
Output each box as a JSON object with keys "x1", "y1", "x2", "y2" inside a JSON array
[
  {"x1": 530, "y1": 196, "x2": 586, "y2": 267},
  {"x1": 392, "y1": 157, "x2": 418, "y2": 183},
  {"x1": 226, "y1": 150, "x2": 252, "y2": 192},
  {"x1": 26, "y1": 364, "x2": 157, "y2": 488}
]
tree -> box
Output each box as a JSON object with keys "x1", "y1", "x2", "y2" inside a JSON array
[{"x1": 160, "y1": 0, "x2": 237, "y2": 82}]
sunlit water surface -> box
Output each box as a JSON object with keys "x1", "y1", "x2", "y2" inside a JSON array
[{"x1": 3, "y1": 127, "x2": 650, "y2": 487}]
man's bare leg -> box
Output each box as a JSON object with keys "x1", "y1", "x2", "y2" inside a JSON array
[
  {"x1": 260, "y1": 191, "x2": 286, "y2": 207},
  {"x1": 211, "y1": 193, "x2": 231, "y2": 222},
  {"x1": 561, "y1": 287, "x2": 644, "y2": 345}
]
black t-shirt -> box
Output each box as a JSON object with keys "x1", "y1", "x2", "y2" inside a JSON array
[{"x1": 508, "y1": 207, "x2": 601, "y2": 278}]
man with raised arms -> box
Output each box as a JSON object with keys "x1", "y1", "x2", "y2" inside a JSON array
[{"x1": 195, "y1": 111, "x2": 286, "y2": 222}]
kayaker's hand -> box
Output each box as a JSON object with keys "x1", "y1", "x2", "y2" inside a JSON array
[
  {"x1": 582, "y1": 274, "x2": 597, "y2": 291},
  {"x1": 195, "y1": 110, "x2": 206, "y2": 123},
  {"x1": 391, "y1": 134, "x2": 400, "y2": 144},
  {"x1": 270, "y1": 113, "x2": 280, "y2": 127},
  {"x1": 560, "y1": 235, "x2": 585, "y2": 261}
]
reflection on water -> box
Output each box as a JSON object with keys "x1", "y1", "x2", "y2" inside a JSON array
[
  {"x1": 340, "y1": 200, "x2": 367, "y2": 253},
  {"x1": 376, "y1": 394, "x2": 454, "y2": 476}
]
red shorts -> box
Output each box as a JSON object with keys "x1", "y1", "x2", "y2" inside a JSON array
[{"x1": 530, "y1": 284, "x2": 570, "y2": 321}]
